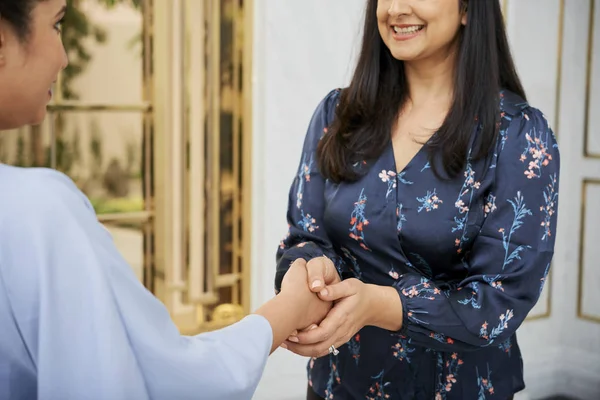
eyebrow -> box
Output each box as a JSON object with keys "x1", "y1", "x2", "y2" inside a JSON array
[{"x1": 56, "y1": 5, "x2": 67, "y2": 18}]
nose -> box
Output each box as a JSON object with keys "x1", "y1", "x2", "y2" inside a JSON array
[
  {"x1": 61, "y1": 45, "x2": 69, "y2": 70},
  {"x1": 388, "y1": 0, "x2": 412, "y2": 17}
]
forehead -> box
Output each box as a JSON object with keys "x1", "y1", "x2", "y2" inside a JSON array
[{"x1": 32, "y1": 0, "x2": 67, "y2": 19}]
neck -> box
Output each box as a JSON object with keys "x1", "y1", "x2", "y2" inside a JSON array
[{"x1": 403, "y1": 46, "x2": 458, "y2": 108}]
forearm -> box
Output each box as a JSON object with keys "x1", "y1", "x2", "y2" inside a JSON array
[
  {"x1": 254, "y1": 292, "x2": 307, "y2": 354},
  {"x1": 364, "y1": 284, "x2": 404, "y2": 331}
]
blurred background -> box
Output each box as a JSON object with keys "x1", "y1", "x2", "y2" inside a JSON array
[{"x1": 1, "y1": 0, "x2": 598, "y2": 398}]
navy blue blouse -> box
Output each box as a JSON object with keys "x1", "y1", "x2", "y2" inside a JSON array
[{"x1": 275, "y1": 88, "x2": 560, "y2": 400}]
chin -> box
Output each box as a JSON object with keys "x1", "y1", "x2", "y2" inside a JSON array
[
  {"x1": 389, "y1": 47, "x2": 423, "y2": 62},
  {"x1": 389, "y1": 52, "x2": 414, "y2": 62},
  {"x1": 29, "y1": 108, "x2": 49, "y2": 126}
]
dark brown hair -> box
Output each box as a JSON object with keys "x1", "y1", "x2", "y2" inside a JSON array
[
  {"x1": 317, "y1": 0, "x2": 526, "y2": 182},
  {"x1": 0, "y1": 0, "x2": 43, "y2": 40}
]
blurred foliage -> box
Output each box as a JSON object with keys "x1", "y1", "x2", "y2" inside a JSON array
[
  {"x1": 101, "y1": 0, "x2": 142, "y2": 8},
  {"x1": 90, "y1": 196, "x2": 144, "y2": 214},
  {"x1": 62, "y1": 0, "x2": 142, "y2": 99}
]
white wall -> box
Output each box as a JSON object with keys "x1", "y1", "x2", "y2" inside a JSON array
[
  {"x1": 250, "y1": 1, "x2": 365, "y2": 398},
  {"x1": 505, "y1": 0, "x2": 600, "y2": 398},
  {"x1": 250, "y1": 1, "x2": 600, "y2": 399}
]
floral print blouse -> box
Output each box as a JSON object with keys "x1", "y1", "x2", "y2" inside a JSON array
[{"x1": 275, "y1": 88, "x2": 560, "y2": 400}]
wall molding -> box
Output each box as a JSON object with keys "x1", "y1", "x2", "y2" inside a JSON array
[
  {"x1": 520, "y1": 345, "x2": 600, "y2": 399},
  {"x1": 577, "y1": 178, "x2": 600, "y2": 323},
  {"x1": 583, "y1": 0, "x2": 600, "y2": 158}
]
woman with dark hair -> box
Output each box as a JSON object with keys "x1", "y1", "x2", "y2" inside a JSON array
[
  {"x1": 0, "y1": 1, "x2": 331, "y2": 399},
  {"x1": 276, "y1": 1, "x2": 560, "y2": 399}
]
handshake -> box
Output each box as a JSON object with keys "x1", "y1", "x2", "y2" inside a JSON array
[{"x1": 277, "y1": 256, "x2": 370, "y2": 358}]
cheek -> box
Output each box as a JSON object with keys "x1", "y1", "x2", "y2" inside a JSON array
[
  {"x1": 377, "y1": 21, "x2": 388, "y2": 43},
  {"x1": 376, "y1": 10, "x2": 390, "y2": 44},
  {"x1": 376, "y1": 1, "x2": 389, "y2": 26},
  {"x1": 421, "y1": 13, "x2": 462, "y2": 47}
]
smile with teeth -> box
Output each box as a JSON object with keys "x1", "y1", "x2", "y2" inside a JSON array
[{"x1": 393, "y1": 25, "x2": 424, "y2": 34}]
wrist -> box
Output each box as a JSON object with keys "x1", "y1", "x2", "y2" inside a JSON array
[{"x1": 364, "y1": 284, "x2": 403, "y2": 331}]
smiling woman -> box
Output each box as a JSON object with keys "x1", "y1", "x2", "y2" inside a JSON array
[
  {"x1": 0, "y1": 0, "x2": 68, "y2": 129},
  {"x1": 276, "y1": 0, "x2": 559, "y2": 399}
]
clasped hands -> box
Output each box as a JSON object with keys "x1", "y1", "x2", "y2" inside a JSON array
[{"x1": 280, "y1": 256, "x2": 373, "y2": 358}]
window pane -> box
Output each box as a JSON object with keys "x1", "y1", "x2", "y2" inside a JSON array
[
  {"x1": 0, "y1": 122, "x2": 53, "y2": 168},
  {"x1": 48, "y1": 111, "x2": 150, "y2": 217},
  {"x1": 60, "y1": 1, "x2": 144, "y2": 104},
  {"x1": 103, "y1": 221, "x2": 148, "y2": 282}
]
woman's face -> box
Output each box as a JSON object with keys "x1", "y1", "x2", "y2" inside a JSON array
[
  {"x1": 376, "y1": 0, "x2": 466, "y2": 63},
  {"x1": 0, "y1": 0, "x2": 68, "y2": 130}
]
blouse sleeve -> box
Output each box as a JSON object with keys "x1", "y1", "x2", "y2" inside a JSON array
[
  {"x1": 274, "y1": 89, "x2": 350, "y2": 293},
  {"x1": 394, "y1": 108, "x2": 560, "y2": 352},
  {"x1": 0, "y1": 169, "x2": 272, "y2": 400}
]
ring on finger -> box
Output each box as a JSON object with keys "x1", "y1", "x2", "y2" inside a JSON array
[{"x1": 328, "y1": 345, "x2": 339, "y2": 356}]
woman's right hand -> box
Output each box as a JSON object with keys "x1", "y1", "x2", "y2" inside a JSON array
[{"x1": 280, "y1": 259, "x2": 332, "y2": 330}]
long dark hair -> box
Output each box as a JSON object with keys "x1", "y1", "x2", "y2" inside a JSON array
[{"x1": 317, "y1": 0, "x2": 526, "y2": 182}]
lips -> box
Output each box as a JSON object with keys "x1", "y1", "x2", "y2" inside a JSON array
[
  {"x1": 390, "y1": 24, "x2": 425, "y2": 41},
  {"x1": 48, "y1": 81, "x2": 57, "y2": 98},
  {"x1": 392, "y1": 25, "x2": 424, "y2": 34}
]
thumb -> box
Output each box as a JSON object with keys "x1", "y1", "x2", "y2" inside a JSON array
[
  {"x1": 318, "y1": 279, "x2": 356, "y2": 301},
  {"x1": 322, "y1": 256, "x2": 341, "y2": 285},
  {"x1": 306, "y1": 256, "x2": 339, "y2": 292},
  {"x1": 306, "y1": 257, "x2": 327, "y2": 292}
]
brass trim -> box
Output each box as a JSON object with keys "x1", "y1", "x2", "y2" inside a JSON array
[
  {"x1": 47, "y1": 102, "x2": 152, "y2": 112},
  {"x1": 583, "y1": 0, "x2": 600, "y2": 158},
  {"x1": 185, "y1": 0, "x2": 209, "y2": 303},
  {"x1": 141, "y1": 0, "x2": 155, "y2": 291},
  {"x1": 231, "y1": 0, "x2": 242, "y2": 307},
  {"x1": 502, "y1": 0, "x2": 508, "y2": 22},
  {"x1": 577, "y1": 179, "x2": 600, "y2": 323},
  {"x1": 215, "y1": 273, "x2": 242, "y2": 288},
  {"x1": 151, "y1": 0, "x2": 173, "y2": 311},
  {"x1": 207, "y1": 0, "x2": 222, "y2": 308},
  {"x1": 241, "y1": 0, "x2": 254, "y2": 315},
  {"x1": 169, "y1": 0, "x2": 197, "y2": 322},
  {"x1": 98, "y1": 211, "x2": 152, "y2": 223}
]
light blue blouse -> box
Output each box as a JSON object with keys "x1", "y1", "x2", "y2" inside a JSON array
[{"x1": 0, "y1": 164, "x2": 272, "y2": 400}]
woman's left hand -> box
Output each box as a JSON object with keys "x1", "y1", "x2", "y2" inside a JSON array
[{"x1": 283, "y1": 278, "x2": 373, "y2": 358}]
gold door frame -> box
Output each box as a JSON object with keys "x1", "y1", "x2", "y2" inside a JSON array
[
  {"x1": 40, "y1": 0, "x2": 253, "y2": 333},
  {"x1": 152, "y1": 0, "x2": 253, "y2": 333}
]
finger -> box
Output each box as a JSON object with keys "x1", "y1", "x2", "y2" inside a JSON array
[
  {"x1": 294, "y1": 307, "x2": 346, "y2": 344},
  {"x1": 321, "y1": 256, "x2": 341, "y2": 286},
  {"x1": 307, "y1": 256, "x2": 340, "y2": 291},
  {"x1": 284, "y1": 336, "x2": 349, "y2": 359},
  {"x1": 290, "y1": 258, "x2": 307, "y2": 269},
  {"x1": 301, "y1": 324, "x2": 318, "y2": 332},
  {"x1": 284, "y1": 340, "x2": 336, "y2": 358},
  {"x1": 306, "y1": 257, "x2": 327, "y2": 292},
  {"x1": 318, "y1": 279, "x2": 357, "y2": 301},
  {"x1": 287, "y1": 325, "x2": 316, "y2": 343},
  {"x1": 282, "y1": 341, "x2": 322, "y2": 358}
]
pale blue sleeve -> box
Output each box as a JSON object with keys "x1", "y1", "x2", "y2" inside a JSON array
[{"x1": 0, "y1": 168, "x2": 272, "y2": 400}]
